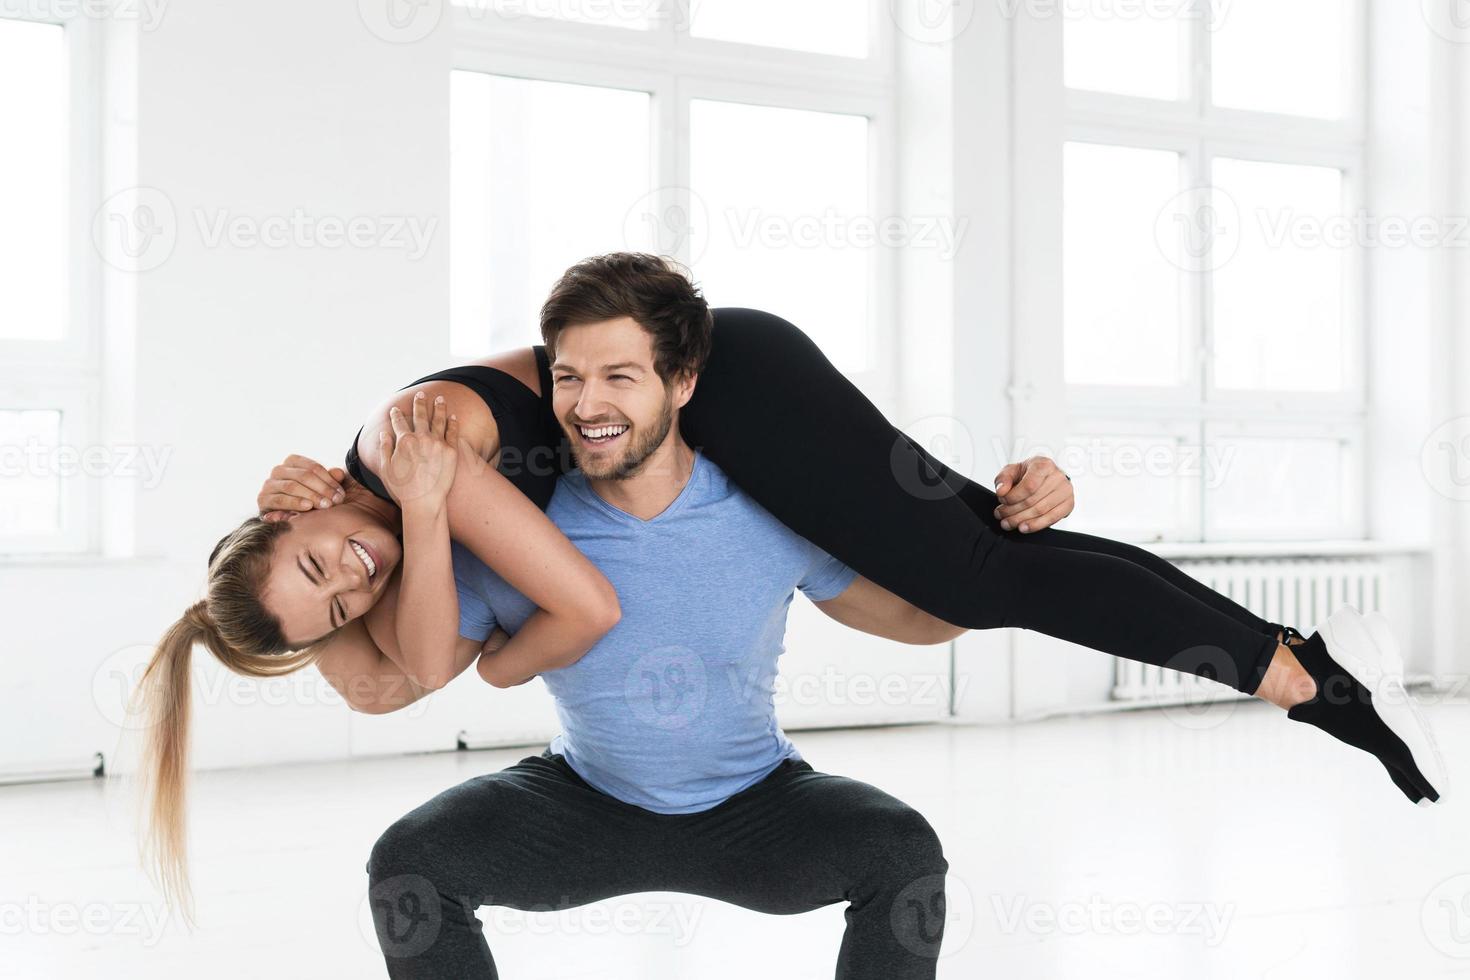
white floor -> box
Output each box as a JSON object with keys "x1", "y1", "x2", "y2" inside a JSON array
[{"x1": 6, "y1": 699, "x2": 1469, "y2": 979}]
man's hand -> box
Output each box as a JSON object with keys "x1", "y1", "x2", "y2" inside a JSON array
[
  {"x1": 480, "y1": 628, "x2": 511, "y2": 657},
  {"x1": 257, "y1": 454, "x2": 345, "y2": 521},
  {"x1": 992, "y1": 455, "x2": 1073, "y2": 533}
]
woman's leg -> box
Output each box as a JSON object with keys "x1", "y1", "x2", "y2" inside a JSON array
[
  {"x1": 681, "y1": 308, "x2": 1280, "y2": 695},
  {"x1": 895, "y1": 429, "x2": 1291, "y2": 641}
]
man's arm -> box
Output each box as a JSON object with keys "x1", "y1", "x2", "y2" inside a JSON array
[
  {"x1": 813, "y1": 575, "x2": 965, "y2": 645},
  {"x1": 313, "y1": 617, "x2": 485, "y2": 715}
]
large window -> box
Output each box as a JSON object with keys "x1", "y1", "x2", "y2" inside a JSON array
[
  {"x1": 450, "y1": 72, "x2": 654, "y2": 358},
  {"x1": 0, "y1": 14, "x2": 94, "y2": 554},
  {"x1": 448, "y1": 0, "x2": 893, "y2": 397},
  {"x1": 1060, "y1": 0, "x2": 1364, "y2": 542}
]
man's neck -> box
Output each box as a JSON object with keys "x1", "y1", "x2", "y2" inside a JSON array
[{"x1": 586, "y1": 432, "x2": 696, "y2": 521}]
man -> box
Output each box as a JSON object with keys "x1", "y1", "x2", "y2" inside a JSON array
[{"x1": 365, "y1": 256, "x2": 969, "y2": 978}]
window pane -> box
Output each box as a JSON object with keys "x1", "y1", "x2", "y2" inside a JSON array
[
  {"x1": 1205, "y1": 431, "x2": 1353, "y2": 538},
  {"x1": 1062, "y1": 430, "x2": 1198, "y2": 541},
  {"x1": 450, "y1": 72, "x2": 652, "y2": 354},
  {"x1": 687, "y1": 0, "x2": 867, "y2": 58},
  {"x1": 1211, "y1": 158, "x2": 1343, "y2": 392},
  {"x1": 1063, "y1": 142, "x2": 1183, "y2": 387},
  {"x1": 1212, "y1": 0, "x2": 1346, "y2": 119},
  {"x1": 0, "y1": 20, "x2": 66, "y2": 341},
  {"x1": 0, "y1": 409, "x2": 62, "y2": 535},
  {"x1": 690, "y1": 100, "x2": 871, "y2": 373},
  {"x1": 454, "y1": 0, "x2": 652, "y2": 31},
  {"x1": 1063, "y1": 0, "x2": 1186, "y2": 100}
]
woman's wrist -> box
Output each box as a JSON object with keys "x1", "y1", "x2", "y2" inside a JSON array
[{"x1": 398, "y1": 495, "x2": 450, "y2": 525}]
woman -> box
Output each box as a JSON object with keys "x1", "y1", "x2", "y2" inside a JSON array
[{"x1": 139, "y1": 253, "x2": 1443, "y2": 921}]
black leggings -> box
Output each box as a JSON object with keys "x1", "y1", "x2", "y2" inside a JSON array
[
  {"x1": 367, "y1": 750, "x2": 948, "y2": 978},
  {"x1": 680, "y1": 309, "x2": 1282, "y2": 696}
]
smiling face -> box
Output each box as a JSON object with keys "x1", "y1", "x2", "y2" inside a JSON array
[
  {"x1": 259, "y1": 504, "x2": 403, "y2": 647},
  {"x1": 550, "y1": 316, "x2": 694, "y2": 481}
]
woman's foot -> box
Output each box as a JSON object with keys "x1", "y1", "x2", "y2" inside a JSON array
[
  {"x1": 1284, "y1": 607, "x2": 1447, "y2": 806},
  {"x1": 1276, "y1": 626, "x2": 1307, "y2": 647}
]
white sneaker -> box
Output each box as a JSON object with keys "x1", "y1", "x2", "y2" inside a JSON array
[
  {"x1": 1356, "y1": 609, "x2": 1450, "y2": 806},
  {"x1": 1314, "y1": 605, "x2": 1448, "y2": 805}
]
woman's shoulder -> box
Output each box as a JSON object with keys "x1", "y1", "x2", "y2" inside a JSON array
[
  {"x1": 350, "y1": 347, "x2": 542, "y2": 479},
  {"x1": 472, "y1": 347, "x2": 542, "y2": 398}
]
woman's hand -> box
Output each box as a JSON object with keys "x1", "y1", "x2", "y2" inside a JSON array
[
  {"x1": 257, "y1": 454, "x2": 345, "y2": 521},
  {"x1": 992, "y1": 455, "x2": 1074, "y2": 533},
  {"x1": 378, "y1": 391, "x2": 460, "y2": 511}
]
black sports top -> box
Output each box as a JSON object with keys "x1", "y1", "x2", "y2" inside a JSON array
[{"x1": 344, "y1": 345, "x2": 568, "y2": 511}]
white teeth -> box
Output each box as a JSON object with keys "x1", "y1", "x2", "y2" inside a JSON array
[
  {"x1": 580, "y1": 424, "x2": 628, "y2": 441},
  {"x1": 350, "y1": 540, "x2": 376, "y2": 578}
]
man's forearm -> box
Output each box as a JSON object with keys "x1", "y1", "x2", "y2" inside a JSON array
[
  {"x1": 815, "y1": 575, "x2": 966, "y2": 645},
  {"x1": 474, "y1": 610, "x2": 603, "y2": 688}
]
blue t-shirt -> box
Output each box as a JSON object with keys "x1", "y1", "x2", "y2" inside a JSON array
[{"x1": 450, "y1": 451, "x2": 857, "y2": 814}]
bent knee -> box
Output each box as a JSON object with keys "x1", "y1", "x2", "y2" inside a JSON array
[
  {"x1": 846, "y1": 802, "x2": 948, "y2": 880},
  {"x1": 368, "y1": 813, "x2": 441, "y2": 882},
  {"x1": 886, "y1": 806, "x2": 947, "y2": 873}
]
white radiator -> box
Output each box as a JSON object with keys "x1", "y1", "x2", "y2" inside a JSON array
[{"x1": 1111, "y1": 556, "x2": 1394, "y2": 704}]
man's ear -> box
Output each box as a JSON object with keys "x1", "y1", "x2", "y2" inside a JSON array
[{"x1": 672, "y1": 370, "x2": 698, "y2": 410}]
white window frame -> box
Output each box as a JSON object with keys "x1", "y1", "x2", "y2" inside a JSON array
[
  {"x1": 1059, "y1": 0, "x2": 1368, "y2": 542},
  {"x1": 1201, "y1": 417, "x2": 1364, "y2": 542},
  {"x1": 450, "y1": 0, "x2": 899, "y2": 407},
  {"x1": 0, "y1": 6, "x2": 100, "y2": 555},
  {"x1": 1064, "y1": 415, "x2": 1203, "y2": 541}
]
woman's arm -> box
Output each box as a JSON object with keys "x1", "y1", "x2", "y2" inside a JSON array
[
  {"x1": 437, "y1": 449, "x2": 620, "y2": 687},
  {"x1": 364, "y1": 385, "x2": 619, "y2": 688},
  {"x1": 313, "y1": 616, "x2": 484, "y2": 714},
  {"x1": 259, "y1": 428, "x2": 617, "y2": 688},
  {"x1": 360, "y1": 384, "x2": 619, "y2": 689},
  {"x1": 373, "y1": 391, "x2": 467, "y2": 690}
]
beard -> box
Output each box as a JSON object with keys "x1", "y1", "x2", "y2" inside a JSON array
[{"x1": 569, "y1": 392, "x2": 676, "y2": 481}]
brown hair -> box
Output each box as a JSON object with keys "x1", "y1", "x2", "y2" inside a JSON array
[
  {"x1": 133, "y1": 517, "x2": 325, "y2": 927},
  {"x1": 540, "y1": 252, "x2": 713, "y2": 381}
]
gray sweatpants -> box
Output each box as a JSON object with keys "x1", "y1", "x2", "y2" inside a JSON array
[{"x1": 365, "y1": 748, "x2": 949, "y2": 978}]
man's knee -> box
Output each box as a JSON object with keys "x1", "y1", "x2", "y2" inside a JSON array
[
  {"x1": 842, "y1": 800, "x2": 948, "y2": 886},
  {"x1": 883, "y1": 805, "x2": 948, "y2": 877},
  {"x1": 368, "y1": 812, "x2": 440, "y2": 882}
]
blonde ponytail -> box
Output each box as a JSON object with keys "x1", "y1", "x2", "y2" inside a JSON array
[
  {"x1": 134, "y1": 601, "x2": 208, "y2": 926},
  {"x1": 134, "y1": 518, "x2": 323, "y2": 929}
]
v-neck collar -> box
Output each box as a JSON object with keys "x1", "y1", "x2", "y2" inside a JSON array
[{"x1": 581, "y1": 450, "x2": 706, "y2": 526}]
